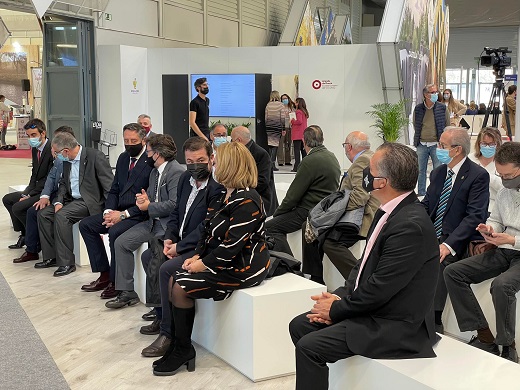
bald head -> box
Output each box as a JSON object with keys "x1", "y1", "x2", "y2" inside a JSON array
[
  {"x1": 231, "y1": 126, "x2": 251, "y2": 145},
  {"x1": 344, "y1": 131, "x2": 371, "y2": 162}
]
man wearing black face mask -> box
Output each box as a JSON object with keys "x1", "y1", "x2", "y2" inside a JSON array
[
  {"x1": 189, "y1": 77, "x2": 210, "y2": 141},
  {"x1": 445, "y1": 142, "x2": 520, "y2": 363},
  {"x1": 139, "y1": 137, "x2": 224, "y2": 358},
  {"x1": 79, "y1": 123, "x2": 153, "y2": 300}
]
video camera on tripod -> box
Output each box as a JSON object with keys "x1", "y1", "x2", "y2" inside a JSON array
[{"x1": 480, "y1": 46, "x2": 514, "y2": 139}]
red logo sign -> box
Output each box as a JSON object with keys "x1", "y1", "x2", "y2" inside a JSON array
[{"x1": 312, "y1": 80, "x2": 322, "y2": 89}]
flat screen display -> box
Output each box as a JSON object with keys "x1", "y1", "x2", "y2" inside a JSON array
[{"x1": 190, "y1": 74, "x2": 255, "y2": 117}]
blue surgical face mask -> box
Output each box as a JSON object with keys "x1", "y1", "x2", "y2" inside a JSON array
[
  {"x1": 213, "y1": 136, "x2": 227, "y2": 147},
  {"x1": 56, "y1": 152, "x2": 69, "y2": 162},
  {"x1": 429, "y1": 93, "x2": 438, "y2": 103},
  {"x1": 480, "y1": 145, "x2": 496, "y2": 158},
  {"x1": 28, "y1": 137, "x2": 42, "y2": 148},
  {"x1": 436, "y1": 148, "x2": 453, "y2": 165},
  {"x1": 282, "y1": 99, "x2": 289, "y2": 105}
]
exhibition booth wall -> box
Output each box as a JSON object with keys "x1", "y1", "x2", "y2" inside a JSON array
[{"x1": 97, "y1": 44, "x2": 384, "y2": 168}]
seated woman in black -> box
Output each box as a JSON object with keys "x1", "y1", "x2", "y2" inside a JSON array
[{"x1": 153, "y1": 141, "x2": 270, "y2": 376}]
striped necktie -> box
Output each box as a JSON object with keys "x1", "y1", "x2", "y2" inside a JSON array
[{"x1": 433, "y1": 169, "x2": 454, "y2": 238}]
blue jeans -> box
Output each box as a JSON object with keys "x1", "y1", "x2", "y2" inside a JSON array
[{"x1": 416, "y1": 143, "x2": 440, "y2": 195}]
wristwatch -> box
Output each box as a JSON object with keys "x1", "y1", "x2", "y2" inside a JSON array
[{"x1": 120, "y1": 213, "x2": 126, "y2": 220}]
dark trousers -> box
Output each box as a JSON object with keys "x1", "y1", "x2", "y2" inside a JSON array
[
  {"x1": 25, "y1": 204, "x2": 42, "y2": 253},
  {"x1": 265, "y1": 207, "x2": 308, "y2": 256},
  {"x1": 79, "y1": 213, "x2": 141, "y2": 282},
  {"x1": 444, "y1": 248, "x2": 520, "y2": 345},
  {"x1": 435, "y1": 252, "x2": 458, "y2": 312},
  {"x1": 268, "y1": 146, "x2": 278, "y2": 168},
  {"x1": 293, "y1": 140, "x2": 307, "y2": 171},
  {"x1": 289, "y1": 312, "x2": 354, "y2": 390},
  {"x1": 38, "y1": 200, "x2": 90, "y2": 266},
  {"x1": 302, "y1": 224, "x2": 360, "y2": 280},
  {"x1": 3, "y1": 191, "x2": 39, "y2": 235},
  {"x1": 277, "y1": 129, "x2": 292, "y2": 165}
]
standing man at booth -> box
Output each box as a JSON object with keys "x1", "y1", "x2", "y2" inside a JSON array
[{"x1": 189, "y1": 77, "x2": 210, "y2": 141}]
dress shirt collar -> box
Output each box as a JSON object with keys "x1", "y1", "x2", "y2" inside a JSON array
[
  {"x1": 380, "y1": 191, "x2": 414, "y2": 215},
  {"x1": 352, "y1": 149, "x2": 365, "y2": 162},
  {"x1": 38, "y1": 138, "x2": 48, "y2": 152},
  {"x1": 157, "y1": 160, "x2": 167, "y2": 175},
  {"x1": 449, "y1": 156, "x2": 466, "y2": 178},
  {"x1": 189, "y1": 176, "x2": 209, "y2": 190},
  {"x1": 72, "y1": 145, "x2": 82, "y2": 163}
]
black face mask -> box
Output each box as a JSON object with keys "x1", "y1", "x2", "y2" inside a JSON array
[
  {"x1": 125, "y1": 144, "x2": 143, "y2": 158},
  {"x1": 362, "y1": 166, "x2": 386, "y2": 193},
  {"x1": 201, "y1": 87, "x2": 209, "y2": 95},
  {"x1": 187, "y1": 163, "x2": 210, "y2": 181},
  {"x1": 146, "y1": 153, "x2": 157, "y2": 168}
]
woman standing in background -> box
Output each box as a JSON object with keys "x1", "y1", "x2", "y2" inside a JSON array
[
  {"x1": 0, "y1": 95, "x2": 10, "y2": 147},
  {"x1": 290, "y1": 97, "x2": 309, "y2": 172},
  {"x1": 265, "y1": 91, "x2": 285, "y2": 171},
  {"x1": 277, "y1": 93, "x2": 296, "y2": 167},
  {"x1": 441, "y1": 89, "x2": 466, "y2": 126}
]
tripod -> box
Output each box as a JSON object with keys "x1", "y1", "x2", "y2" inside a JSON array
[{"x1": 482, "y1": 75, "x2": 512, "y2": 140}]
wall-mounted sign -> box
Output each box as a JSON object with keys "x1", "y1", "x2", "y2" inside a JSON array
[{"x1": 312, "y1": 79, "x2": 337, "y2": 90}]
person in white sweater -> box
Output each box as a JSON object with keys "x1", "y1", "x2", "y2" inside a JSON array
[
  {"x1": 0, "y1": 94, "x2": 10, "y2": 146},
  {"x1": 444, "y1": 142, "x2": 520, "y2": 364},
  {"x1": 468, "y1": 127, "x2": 504, "y2": 212}
]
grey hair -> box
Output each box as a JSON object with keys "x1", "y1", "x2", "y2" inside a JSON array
[
  {"x1": 346, "y1": 132, "x2": 370, "y2": 150},
  {"x1": 138, "y1": 114, "x2": 151, "y2": 121},
  {"x1": 423, "y1": 84, "x2": 435, "y2": 95},
  {"x1": 123, "y1": 123, "x2": 147, "y2": 140},
  {"x1": 52, "y1": 132, "x2": 78, "y2": 150},
  {"x1": 303, "y1": 125, "x2": 324, "y2": 148},
  {"x1": 210, "y1": 123, "x2": 227, "y2": 135},
  {"x1": 444, "y1": 127, "x2": 470, "y2": 156},
  {"x1": 376, "y1": 142, "x2": 418, "y2": 192}
]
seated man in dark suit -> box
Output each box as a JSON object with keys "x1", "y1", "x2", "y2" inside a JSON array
[
  {"x1": 79, "y1": 123, "x2": 153, "y2": 299},
  {"x1": 3, "y1": 118, "x2": 54, "y2": 249},
  {"x1": 105, "y1": 134, "x2": 185, "y2": 309},
  {"x1": 140, "y1": 137, "x2": 224, "y2": 358},
  {"x1": 422, "y1": 127, "x2": 490, "y2": 333},
  {"x1": 231, "y1": 126, "x2": 277, "y2": 216},
  {"x1": 13, "y1": 126, "x2": 75, "y2": 264},
  {"x1": 35, "y1": 132, "x2": 114, "y2": 276},
  {"x1": 289, "y1": 143, "x2": 440, "y2": 390}
]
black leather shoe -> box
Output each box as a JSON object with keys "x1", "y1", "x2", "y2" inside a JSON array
[
  {"x1": 8, "y1": 235, "x2": 25, "y2": 249},
  {"x1": 142, "y1": 309, "x2": 157, "y2": 321},
  {"x1": 140, "y1": 318, "x2": 160, "y2": 335},
  {"x1": 501, "y1": 346, "x2": 519, "y2": 363},
  {"x1": 105, "y1": 291, "x2": 140, "y2": 309},
  {"x1": 53, "y1": 265, "x2": 76, "y2": 277},
  {"x1": 468, "y1": 336, "x2": 500, "y2": 355},
  {"x1": 34, "y1": 258, "x2": 57, "y2": 269}
]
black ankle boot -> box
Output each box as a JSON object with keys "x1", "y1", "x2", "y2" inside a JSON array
[{"x1": 153, "y1": 306, "x2": 196, "y2": 376}]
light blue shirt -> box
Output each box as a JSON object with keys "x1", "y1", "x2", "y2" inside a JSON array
[
  {"x1": 70, "y1": 146, "x2": 82, "y2": 199},
  {"x1": 352, "y1": 149, "x2": 366, "y2": 162}
]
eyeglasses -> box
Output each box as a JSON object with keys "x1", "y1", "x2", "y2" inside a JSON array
[
  {"x1": 342, "y1": 142, "x2": 351, "y2": 148},
  {"x1": 437, "y1": 143, "x2": 459, "y2": 150},
  {"x1": 495, "y1": 167, "x2": 520, "y2": 180},
  {"x1": 479, "y1": 142, "x2": 497, "y2": 147}
]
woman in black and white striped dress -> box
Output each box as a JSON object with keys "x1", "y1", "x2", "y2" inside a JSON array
[{"x1": 153, "y1": 141, "x2": 270, "y2": 376}]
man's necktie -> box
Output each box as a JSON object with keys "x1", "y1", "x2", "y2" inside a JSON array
[
  {"x1": 37, "y1": 150, "x2": 41, "y2": 162},
  {"x1": 129, "y1": 157, "x2": 137, "y2": 171},
  {"x1": 152, "y1": 170, "x2": 159, "y2": 202},
  {"x1": 434, "y1": 169, "x2": 454, "y2": 238}
]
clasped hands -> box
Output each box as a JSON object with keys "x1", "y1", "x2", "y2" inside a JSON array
[
  {"x1": 477, "y1": 223, "x2": 515, "y2": 246},
  {"x1": 102, "y1": 210, "x2": 123, "y2": 228},
  {"x1": 182, "y1": 255, "x2": 207, "y2": 274},
  {"x1": 306, "y1": 291, "x2": 340, "y2": 325}
]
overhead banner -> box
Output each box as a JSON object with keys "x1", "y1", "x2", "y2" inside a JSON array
[{"x1": 31, "y1": 0, "x2": 54, "y2": 19}]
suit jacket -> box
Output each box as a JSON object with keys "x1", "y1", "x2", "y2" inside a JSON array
[
  {"x1": 330, "y1": 193, "x2": 439, "y2": 359},
  {"x1": 146, "y1": 160, "x2": 185, "y2": 230},
  {"x1": 245, "y1": 140, "x2": 276, "y2": 216},
  {"x1": 23, "y1": 140, "x2": 54, "y2": 197},
  {"x1": 56, "y1": 147, "x2": 114, "y2": 215},
  {"x1": 339, "y1": 150, "x2": 380, "y2": 238},
  {"x1": 105, "y1": 150, "x2": 153, "y2": 220},
  {"x1": 163, "y1": 172, "x2": 224, "y2": 254},
  {"x1": 422, "y1": 158, "x2": 489, "y2": 257}
]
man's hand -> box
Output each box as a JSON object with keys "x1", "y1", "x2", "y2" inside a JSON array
[
  {"x1": 102, "y1": 210, "x2": 123, "y2": 228},
  {"x1": 54, "y1": 204, "x2": 63, "y2": 213},
  {"x1": 34, "y1": 198, "x2": 50, "y2": 210},
  {"x1": 163, "y1": 240, "x2": 178, "y2": 259},
  {"x1": 476, "y1": 223, "x2": 495, "y2": 238},
  {"x1": 18, "y1": 195, "x2": 28, "y2": 202},
  {"x1": 484, "y1": 232, "x2": 515, "y2": 247},
  {"x1": 185, "y1": 259, "x2": 207, "y2": 274},
  {"x1": 439, "y1": 244, "x2": 451, "y2": 263},
  {"x1": 306, "y1": 292, "x2": 339, "y2": 324},
  {"x1": 136, "y1": 189, "x2": 150, "y2": 211}
]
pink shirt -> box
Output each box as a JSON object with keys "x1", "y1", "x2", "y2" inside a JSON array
[
  {"x1": 354, "y1": 191, "x2": 413, "y2": 290},
  {"x1": 291, "y1": 109, "x2": 308, "y2": 141}
]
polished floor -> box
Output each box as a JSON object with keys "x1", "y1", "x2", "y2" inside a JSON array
[{"x1": 0, "y1": 156, "x2": 296, "y2": 390}]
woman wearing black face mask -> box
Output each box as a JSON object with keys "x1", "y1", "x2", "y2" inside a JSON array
[{"x1": 153, "y1": 142, "x2": 270, "y2": 377}]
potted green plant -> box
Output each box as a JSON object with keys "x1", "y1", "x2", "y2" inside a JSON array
[{"x1": 366, "y1": 100, "x2": 410, "y2": 143}]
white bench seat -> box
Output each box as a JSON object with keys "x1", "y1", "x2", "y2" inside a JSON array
[
  {"x1": 329, "y1": 334, "x2": 520, "y2": 389},
  {"x1": 192, "y1": 273, "x2": 325, "y2": 381}
]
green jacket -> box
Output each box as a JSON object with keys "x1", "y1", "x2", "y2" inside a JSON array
[{"x1": 274, "y1": 145, "x2": 340, "y2": 216}]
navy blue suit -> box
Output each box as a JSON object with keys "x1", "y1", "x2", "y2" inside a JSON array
[
  {"x1": 79, "y1": 149, "x2": 153, "y2": 283},
  {"x1": 421, "y1": 158, "x2": 490, "y2": 311}
]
